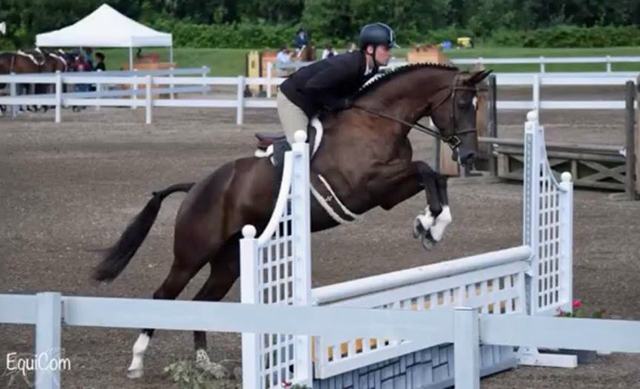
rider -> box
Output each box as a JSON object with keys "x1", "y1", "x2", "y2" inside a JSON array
[{"x1": 277, "y1": 23, "x2": 399, "y2": 143}]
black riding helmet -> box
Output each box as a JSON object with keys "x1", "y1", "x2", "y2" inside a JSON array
[{"x1": 358, "y1": 23, "x2": 400, "y2": 50}]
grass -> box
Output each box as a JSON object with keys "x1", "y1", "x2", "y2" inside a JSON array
[{"x1": 95, "y1": 46, "x2": 640, "y2": 76}]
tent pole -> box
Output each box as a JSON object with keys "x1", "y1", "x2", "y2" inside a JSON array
[{"x1": 129, "y1": 46, "x2": 133, "y2": 70}]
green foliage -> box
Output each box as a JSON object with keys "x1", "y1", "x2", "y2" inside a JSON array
[
  {"x1": 488, "y1": 25, "x2": 640, "y2": 48},
  {"x1": 3, "y1": 0, "x2": 640, "y2": 50},
  {"x1": 163, "y1": 361, "x2": 239, "y2": 389}
]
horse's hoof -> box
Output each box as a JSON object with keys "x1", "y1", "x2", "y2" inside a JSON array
[
  {"x1": 420, "y1": 231, "x2": 437, "y2": 251},
  {"x1": 412, "y1": 217, "x2": 424, "y2": 239},
  {"x1": 127, "y1": 368, "x2": 144, "y2": 379}
]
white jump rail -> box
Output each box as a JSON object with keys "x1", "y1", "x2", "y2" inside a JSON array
[{"x1": 3, "y1": 292, "x2": 640, "y2": 389}]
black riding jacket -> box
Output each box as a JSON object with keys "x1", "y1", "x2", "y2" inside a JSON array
[{"x1": 279, "y1": 51, "x2": 378, "y2": 118}]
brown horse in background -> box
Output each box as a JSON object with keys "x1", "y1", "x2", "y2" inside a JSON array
[
  {"x1": 292, "y1": 42, "x2": 316, "y2": 62},
  {"x1": 92, "y1": 63, "x2": 492, "y2": 378}
]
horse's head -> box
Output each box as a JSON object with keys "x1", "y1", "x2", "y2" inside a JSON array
[{"x1": 429, "y1": 69, "x2": 492, "y2": 166}]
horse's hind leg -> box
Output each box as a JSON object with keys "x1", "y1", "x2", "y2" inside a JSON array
[
  {"x1": 189, "y1": 235, "x2": 241, "y2": 372},
  {"x1": 127, "y1": 251, "x2": 212, "y2": 379}
]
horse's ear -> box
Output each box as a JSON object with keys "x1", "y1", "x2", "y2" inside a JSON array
[{"x1": 466, "y1": 69, "x2": 493, "y2": 85}]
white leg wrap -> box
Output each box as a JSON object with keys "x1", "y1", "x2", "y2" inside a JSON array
[
  {"x1": 416, "y1": 207, "x2": 435, "y2": 230},
  {"x1": 430, "y1": 206, "x2": 452, "y2": 242},
  {"x1": 127, "y1": 333, "x2": 150, "y2": 377}
]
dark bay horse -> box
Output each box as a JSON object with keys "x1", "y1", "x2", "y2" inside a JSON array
[{"x1": 92, "y1": 63, "x2": 492, "y2": 378}]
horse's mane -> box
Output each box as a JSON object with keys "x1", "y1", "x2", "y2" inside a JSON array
[{"x1": 353, "y1": 62, "x2": 459, "y2": 100}]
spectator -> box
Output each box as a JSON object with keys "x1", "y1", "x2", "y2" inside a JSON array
[
  {"x1": 95, "y1": 52, "x2": 106, "y2": 71},
  {"x1": 293, "y1": 27, "x2": 309, "y2": 50},
  {"x1": 276, "y1": 46, "x2": 291, "y2": 64},
  {"x1": 322, "y1": 44, "x2": 337, "y2": 59}
]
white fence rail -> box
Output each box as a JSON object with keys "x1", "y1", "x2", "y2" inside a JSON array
[
  {"x1": 3, "y1": 292, "x2": 640, "y2": 389},
  {"x1": 1, "y1": 69, "x2": 637, "y2": 125},
  {"x1": 276, "y1": 55, "x2": 640, "y2": 75}
]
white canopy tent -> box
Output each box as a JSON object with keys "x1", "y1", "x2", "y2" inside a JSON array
[{"x1": 35, "y1": 4, "x2": 173, "y2": 70}]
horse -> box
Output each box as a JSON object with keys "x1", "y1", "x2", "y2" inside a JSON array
[
  {"x1": 292, "y1": 42, "x2": 316, "y2": 62},
  {"x1": 91, "y1": 63, "x2": 492, "y2": 378}
]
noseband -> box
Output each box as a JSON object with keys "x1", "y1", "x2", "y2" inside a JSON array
[{"x1": 353, "y1": 73, "x2": 477, "y2": 149}]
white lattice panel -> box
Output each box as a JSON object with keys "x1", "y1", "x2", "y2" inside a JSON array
[{"x1": 313, "y1": 260, "x2": 528, "y2": 378}]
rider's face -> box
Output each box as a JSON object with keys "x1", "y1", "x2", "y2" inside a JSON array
[{"x1": 373, "y1": 45, "x2": 391, "y2": 66}]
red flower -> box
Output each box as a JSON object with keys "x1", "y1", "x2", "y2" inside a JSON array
[{"x1": 572, "y1": 300, "x2": 582, "y2": 309}]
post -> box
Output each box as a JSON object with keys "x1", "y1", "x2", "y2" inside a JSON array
[
  {"x1": 488, "y1": 75, "x2": 498, "y2": 177},
  {"x1": 559, "y1": 172, "x2": 574, "y2": 313},
  {"x1": 96, "y1": 69, "x2": 102, "y2": 111},
  {"x1": 132, "y1": 69, "x2": 137, "y2": 110},
  {"x1": 169, "y1": 67, "x2": 175, "y2": 100},
  {"x1": 236, "y1": 75, "x2": 245, "y2": 125},
  {"x1": 454, "y1": 307, "x2": 480, "y2": 389},
  {"x1": 201, "y1": 65, "x2": 207, "y2": 96},
  {"x1": 129, "y1": 46, "x2": 133, "y2": 72},
  {"x1": 290, "y1": 132, "x2": 313, "y2": 386},
  {"x1": 145, "y1": 75, "x2": 153, "y2": 125},
  {"x1": 240, "y1": 225, "x2": 260, "y2": 389},
  {"x1": 55, "y1": 72, "x2": 62, "y2": 124},
  {"x1": 539, "y1": 56, "x2": 545, "y2": 73},
  {"x1": 267, "y1": 62, "x2": 273, "y2": 99},
  {"x1": 10, "y1": 74, "x2": 17, "y2": 118},
  {"x1": 626, "y1": 81, "x2": 636, "y2": 199},
  {"x1": 606, "y1": 55, "x2": 612, "y2": 73},
  {"x1": 533, "y1": 74, "x2": 541, "y2": 113},
  {"x1": 35, "y1": 292, "x2": 62, "y2": 389},
  {"x1": 169, "y1": 45, "x2": 174, "y2": 63}
]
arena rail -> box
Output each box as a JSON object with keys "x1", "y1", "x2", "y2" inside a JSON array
[{"x1": 2, "y1": 69, "x2": 638, "y2": 125}]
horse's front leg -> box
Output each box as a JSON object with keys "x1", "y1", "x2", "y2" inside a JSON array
[{"x1": 376, "y1": 161, "x2": 450, "y2": 250}]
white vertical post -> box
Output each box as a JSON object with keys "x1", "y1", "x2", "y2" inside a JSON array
[
  {"x1": 169, "y1": 67, "x2": 175, "y2": 100},
  {"x1": 291, "y1": 131, "x2": 313, "y2": 386},
  {"x1": 10, "y1": 74, "x2": 17, "y2": 118},
  {"x1": 539, "y1": 56, "x2": 545, "y2": 73},
  {"x1": 201, "y1": 65, "x2": 207, "y2": 96},
  {"x1": 606, "y1": 55, "x2": 612, "y2": 73},
  {"x1": 96, "y1": 69, "x2": 102, "y2": 111},
  {"x1": 169, "y1": 45, "x2": 174, "y2": 63},
  {"x1": 240, "y1": 225, "x2": 260, "y2": 389},
  {"x1": 559, "y1": 172, "x2": 574, "y2": 312},
  {"x1": 267, "y1": 62, "x2": 273, "y2": 98},
  {"x1": 129, "y1": 46, "x2": 133, "y2": 72},
  {"x1": 454, "y1": 307, "x2": 480, "y2": 389},
  {"x1": 523, "y1": 110, "x2": 541, "y2": 315},
  {"x1": 532, "y1": 75, "x2": 541, "y2": 112},
  {"x1": 35, "y1": 292, "x2": 62, "y2": 389},
  {"x1": 55, "y1": 72, "x2": 62, "y2": 124},
  {"x1": 132, "y1": 69, "x2": 138, "y2": 110},
  {"x1": 145, "y1": 75, "x2": 152, "y2": 125},
  {"x1": 236, "y1": 75, "x2": 245, "y2": 125}
]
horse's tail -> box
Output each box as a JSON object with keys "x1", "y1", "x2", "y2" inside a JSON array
[{"x1": 92, "y1": 182, "x2": 195, "y2": 282}]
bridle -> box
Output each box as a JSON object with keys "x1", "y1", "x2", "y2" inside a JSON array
[{"x1": 353, "y1": 73, "x2": 478, "y2": 149}]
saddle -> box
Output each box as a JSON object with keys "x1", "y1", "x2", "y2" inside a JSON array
[{"x1": 253, "y1": 118, "x2": 322, "y2": 194}]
